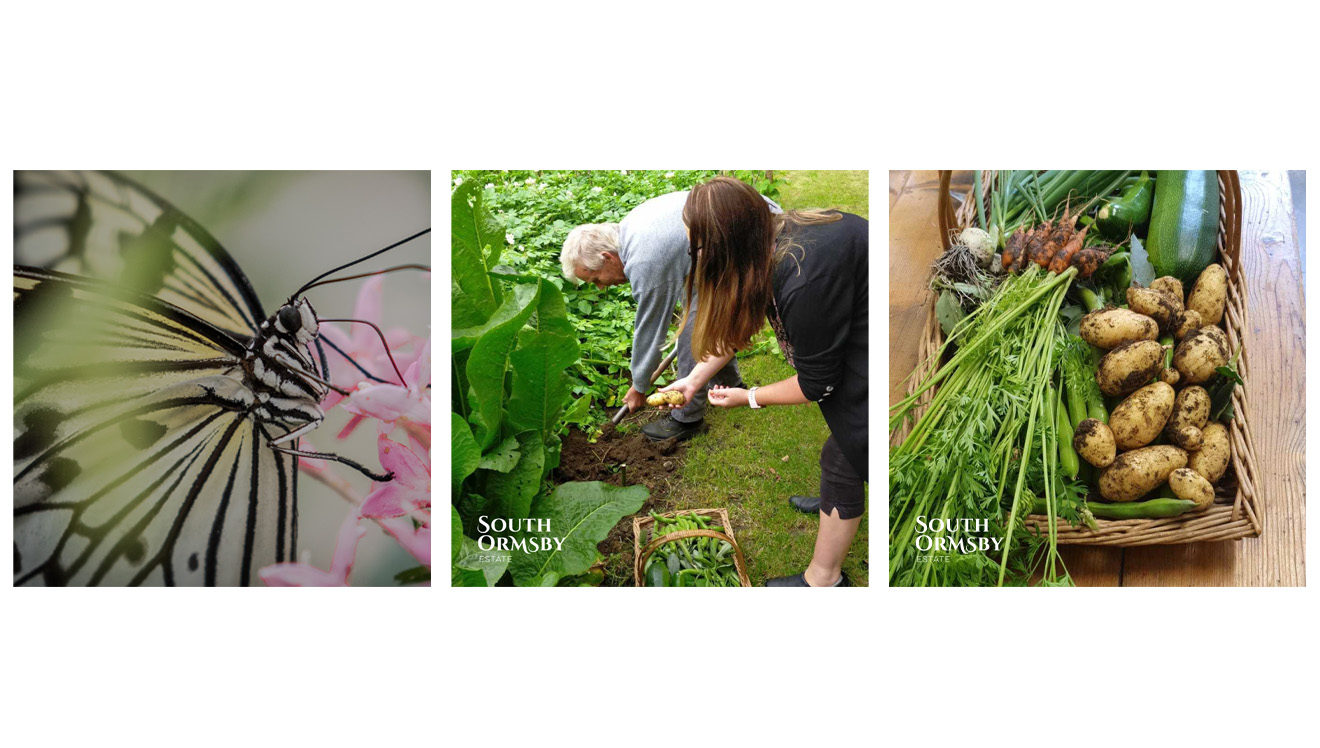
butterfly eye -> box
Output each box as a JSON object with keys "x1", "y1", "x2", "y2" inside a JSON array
[{"x1": 277, "y1": 305, "x2": 302, "y2": 333}]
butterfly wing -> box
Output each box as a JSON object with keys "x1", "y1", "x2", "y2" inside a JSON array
[
  {"x1": 13, "y1": 176, "x2": 300, "y2": 586},
  {"x1": 13, "y1": 170, "x2": 267, "y2": 339}
]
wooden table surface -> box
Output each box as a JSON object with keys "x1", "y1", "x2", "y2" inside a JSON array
[{"x1": 888, "y1": 170, "x2": 1306, "y2": 586}]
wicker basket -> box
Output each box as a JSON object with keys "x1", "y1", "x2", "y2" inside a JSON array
[
  {"x1": 632, "y1": 508, "x2": 752, "y2": 586},
  {"x1": 898, "y1": 170, "x2": 1262, "y2": 546}
]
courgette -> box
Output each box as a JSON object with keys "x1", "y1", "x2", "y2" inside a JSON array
[
  {"x1": 1096, "y1": 170, "x2": 1153, "y2": 241},
  {"x1": 1146, "y1": 170, "x2": 1219, "y2": 285}
]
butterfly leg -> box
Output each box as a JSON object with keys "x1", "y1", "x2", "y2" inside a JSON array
[{"x1": 271, "y1": 445, "x2": 394, "y2": 482}]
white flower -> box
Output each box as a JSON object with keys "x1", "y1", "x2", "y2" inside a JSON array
[
  {"x1": 565, "y1": 191, "x2": 573, "y2": 198},
  {"x1": 485, "y1": 183, "x2": 494, "y2": 189},
  {"x1": 592, "y1": 186, "x2": 603, "y2": 193},
  {"x1": 453, "y1": 176, "x2": 463, "y2": 186},
  {"x1": 664, "y1": 171, "x2": 675, "y2": 178},
  {"x1": 620, "y1": 170, "x2": 628, "y2": 176},
  {"x1": 525, "y1": 177, "x2": 536, "y2": 185},
  {"x1": 506, "y1": 233, "x2": 515, "y2": 245}
]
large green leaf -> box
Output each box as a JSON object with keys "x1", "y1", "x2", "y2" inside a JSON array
[
  {"x1": 478, "y1": 434, "x2": 521, "y2": 473},
  {"x1": 506, "y1": 280, "x2": 580, "y2": 436},
  {"x1": 452, "y1": 535, "x2": 511, "y2": 587},
  {"x1": 507, "y1": 481, "x2": 647, "y2": 587},
  {"x1": 486, "y1": 432, "x2": 545, "y2": 521},
  {"x1": 452, "y1": 412, "x2": 481, "y2": 491},
  {"x1": 465, "y1": 283, "x2": 540, "y2": 449},
  {"x1": 452, "y1": 182, "x2": 505, "y2": 328},
  {"x1": 452, "y1": 280, "x2": 542, "y2": 355}
]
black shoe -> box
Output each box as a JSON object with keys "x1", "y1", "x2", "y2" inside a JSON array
[
  {"x1": 765, "y1": 571, "x2": 850, "y2": 587},
  {"x1": 642, "y1": 416, "x2": 703, "y2": 442},
  {"x1": 789, "y1": 495, "x2": 821, "y2": 514}
]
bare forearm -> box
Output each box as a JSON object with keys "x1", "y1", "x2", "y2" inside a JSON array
[
  {"x1": 687, "y1": 353, "x2": 734, "y2": 388},
  {"x1": 753, "y1": 375, "x2": 810, "y2": 406}
]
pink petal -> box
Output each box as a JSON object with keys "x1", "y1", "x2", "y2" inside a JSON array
[
  {"x1": 360, "y1": 483, "x2": 406, "y2": 518},
  {"x1": 260, "y1": 512, "x2": 365, "y2": 586},
  {"x1": 378, "y1": 435, "x2": 430, "y2": 487},
  {"x1": 379, "y1": 517, "x2": 431, "y2": 567}
]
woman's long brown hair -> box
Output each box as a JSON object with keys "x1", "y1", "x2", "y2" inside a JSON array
[{"x1": 679, "y1": 176, "x2": 841, "y2": 360}]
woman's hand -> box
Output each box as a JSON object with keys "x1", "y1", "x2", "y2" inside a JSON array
[
  {"x1": 657, "y1": 377, "x2": 698, "y2": 408},
  {"x1": 707, "y1": 384, "x2": 750, "y2": 409}
]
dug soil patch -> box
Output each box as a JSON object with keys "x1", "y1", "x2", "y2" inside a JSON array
[{"x1": 554, "y1": 423, "x2": 690, "y2": 585}]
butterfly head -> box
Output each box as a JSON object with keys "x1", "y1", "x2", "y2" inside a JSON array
[{"x1": 274, "y1": 298, "x2": 319, "y2": 344}]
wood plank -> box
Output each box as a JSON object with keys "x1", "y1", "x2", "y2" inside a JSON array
[{"x1": 1122, "y1": 170, "x2": 1306, "y2": 586}]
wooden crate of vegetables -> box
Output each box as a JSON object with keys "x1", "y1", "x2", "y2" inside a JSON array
[
  {"x1": 633, "y1": 508, "x2": 751, "y2": 587},
  {"x1": 892, "y1": 171, "x2": 1260, "y2": 579}
]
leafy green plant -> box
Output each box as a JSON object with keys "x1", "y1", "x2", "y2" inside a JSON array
[{"x1": 451, "y1": 183, "x2": 646, "y2": 586}]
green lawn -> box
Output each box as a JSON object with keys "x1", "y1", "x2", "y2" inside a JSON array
[{"x1": 664, "y1": 170, "x2": 870, "y2": 585}]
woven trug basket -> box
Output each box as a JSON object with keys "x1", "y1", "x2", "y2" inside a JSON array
[
  {"x1": 632, "y1": 508, "x2": 751, "y2": 586},
  {"x1": 902, "y1": 171, "x2": 1262, "y2": 546}
]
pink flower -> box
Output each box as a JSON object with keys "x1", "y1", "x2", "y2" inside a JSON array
[
  {"x1": 342, "y1": 337, "x2": 431, "y2": 434},
  {"x1": 319, "y1": 276, "x2": 425, "y2": 411},
  {"x1": 360, "y1": 435, "x2": 431, "y2": 519},
  {"x1": 259, "y1": 510, "x2": 366, "y2": 587}
]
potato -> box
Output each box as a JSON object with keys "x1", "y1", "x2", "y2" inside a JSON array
[
  {"x1": 1173, "y1": 309, "x2": 1203, "y2": 341},
  {"x1": 1160, "y1": 368, "x2": 1180, "y2": 386},
  {"x1": 1186, "y1": 263, "x2": 1228, "y2": 326},
  {"x1": 1169, "y1": 467, "x2": 1215, "y2": 509},
  {"x1": 1098, "y1": 445, "x2": 1189, "y2": 502},
  {"x1": 1127, "y1": 286, "x2": 1180, "y2": 333},
  {"x1": 1150, "y1": 276, "x2": 1185, "y2": 310},
  {"x1": 1072, "y1": 418, "x2": 1116, "y2": 468},
  {"x1": 1172, "y1": 326, "x2": 1230, "y2": 385},
  {"x1": 1079, "y1": 307, "x2": 1159, "y2": 350},
  {"x1": 646, "y1": 391, "x2": 685, "y2": 407},
  {"x1": 1097, "y1": 339, "x2": 1165, "y2": 396},
  {"x1": 1188, "y1": 422, "x2": 1230, "y2": 482},
  {"x1": 1167, "y1": 425, "x2": 1203, "y2": 451},
  {"x1": 1109, "y1": 382, "x2": 1175, "y2": 450},
  {"x1": 1167, "y1": 386, "x2": 1210, "y2": 433}
]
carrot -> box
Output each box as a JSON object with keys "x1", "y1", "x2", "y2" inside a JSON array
[
  {"x1": 1069, "y1": 246, "x2": 1108, "y2": 278},
  {"x1": 1002, "y1": 227, "x2": 1027, "y2": 271},
  {"x1": 1025, "y1": 220, "x2": 1053, "y2": 267},
  {"x1": 1049, "y1": 225, "x2": 1089, "y2": 273}
]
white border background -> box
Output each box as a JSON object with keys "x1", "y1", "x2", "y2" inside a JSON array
[{"x1": 4, "y1": 1, "x2": 1317, "y2": 746}]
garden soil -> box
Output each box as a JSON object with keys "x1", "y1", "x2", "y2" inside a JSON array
[{"x1": 554, "y1": 421, "x2": 690, "y2": 585}]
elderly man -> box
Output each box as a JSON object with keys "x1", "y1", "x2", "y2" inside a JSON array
[{"x1": 561, "y1": 189, "x2": 778, "y2": 441}]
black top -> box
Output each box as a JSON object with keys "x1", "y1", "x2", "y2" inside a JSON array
[{"x1": 766, "y1": 213, "x2": 868, "y2": 479}]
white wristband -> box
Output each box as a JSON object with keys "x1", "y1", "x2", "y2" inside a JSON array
[{"x1": 747, "y1": 386, "x2": 762, "y2": 409}]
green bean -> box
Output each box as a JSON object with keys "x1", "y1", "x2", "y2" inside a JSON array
[
  {"x1": 1088, "y1": 498, "x2": 1197, "y2": 520},
  {"x1": 1056, "y1": 387, "x2": 1079, "y2": 479}
]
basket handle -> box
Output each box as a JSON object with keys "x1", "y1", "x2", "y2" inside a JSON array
[{"x1": 635, "y1": 528, "x2": 751, "y2": 587}]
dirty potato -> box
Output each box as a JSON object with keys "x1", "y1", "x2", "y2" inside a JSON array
[
  {"x1": 1150, "y1": 276, "x2": 1185, "y2": 309},
  {"x1": 1173, "y1": 309, "x2": 1203, "y2": 340},
  {"x1": 1072, "y1": 418, "x2": 1117, "y2": 468},
  {"x1": 1079, "y1": 307, "x2": 1159, "y2": 350},
  {"x1": 1097, "y1": 339, "x2": 1165, "y2": 396},
  {"x1": 1167, "y1": 425, "x2": 1204, "y2": 451},
  {"x1": 1186, "y1": 263, "x2": 1228, "y2": 326},
  {"x1": 1169, "y1": 467, "x2": 1215, "y2": 509},
  {"x1": 1127, "y1": 286, "x2": 1180, "y2": 333},
  {"x1": 1160, "y1": 368, "x2": 1180, "y2": 386},
  {"x1": 1188, "y1": 422, "x2": 1230, "y2": 482},
  {"x1": 1172, "y1": 326, "x2": 1230, "y2": 384},
  {"x1": 646, "y1": 390, "x2": 686, "y2": 407},
  {"x1": 1167, "y1": 386, "x2": 1210, "y2": 432},
  {"x1": 1109, "y1": 382, "x2": 1175, "y2": 450},
  {"x1": 1099, "y1": 445, "x2": 1189, "y2": 502}
]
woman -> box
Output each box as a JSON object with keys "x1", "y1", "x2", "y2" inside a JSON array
[{"x1": 658, "y1": 177, "x2": 867, "y2": 587}]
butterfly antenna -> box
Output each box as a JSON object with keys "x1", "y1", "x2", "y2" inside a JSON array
[
  {"x1": 293, "y1": 228, "x2": 430, "y2": 298},
  {"x1": 319, "y1": 317, "x2": 409, "y2": 385}
]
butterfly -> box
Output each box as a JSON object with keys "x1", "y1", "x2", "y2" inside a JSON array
[{"x1": 13, "y1": 170, "x2": 429, "y2": 586}]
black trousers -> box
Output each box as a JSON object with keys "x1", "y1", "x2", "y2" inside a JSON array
[{"x1": 819, "y1": 435, "x2": 865, "y2": 520}]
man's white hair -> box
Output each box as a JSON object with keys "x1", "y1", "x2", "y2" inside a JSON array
[{"x1": 560, "y1": 223, "x2": 621, "y2": 282}]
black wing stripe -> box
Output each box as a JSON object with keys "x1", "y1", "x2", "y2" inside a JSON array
[
  {"x1": 130, "y1": 415, "x2": 247, "y2": 587},
  {"x1": 206, "y1": 425, "x2": 247, "y2": 586}
]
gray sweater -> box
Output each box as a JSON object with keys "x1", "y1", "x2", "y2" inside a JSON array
[{"x1": 617, "y1": 190, "x2": 779, "y2": 390}]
